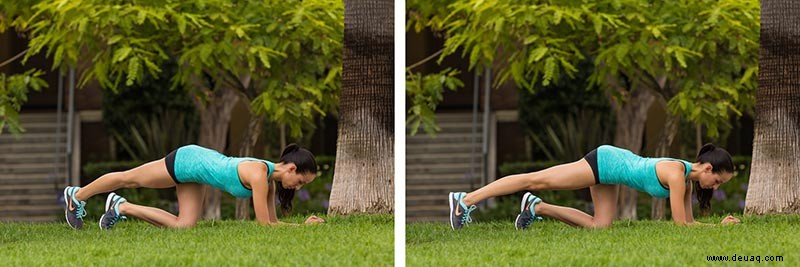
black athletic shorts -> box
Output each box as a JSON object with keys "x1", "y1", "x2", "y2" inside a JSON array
[
  {"x1": 584, "y1": 148, "x2": 600, "y2": 185},
  {"x1": 165, "y1": 148, "x2": 180, "y2": 184}
]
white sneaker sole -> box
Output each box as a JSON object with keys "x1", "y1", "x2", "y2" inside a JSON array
[
  {"x1": 99, "y1": 193, "x2": 116, "y2": 230},
  {"x1": 520, "y1": 192, "x2": 532, "y2": 212},
  {"x1": 105, "y1": 193, "x2": 116, "y2": 211},
  {"x1": 63, "y1": 187, "x2": 77, "y2": 229},
  {"x1": 516, "y1": 192, "x2": 533, "y2": 230},
  {"x1": 448, "y1": 192, "x2": 455, "y2": 230}
]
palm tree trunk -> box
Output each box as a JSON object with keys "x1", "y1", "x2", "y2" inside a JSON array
[
  {"x1": 328, "y1": 0, "x2": 394, "y2": 215},
  {"x1": 745, "y1": 0, "x2": 800, "y2": 215}
]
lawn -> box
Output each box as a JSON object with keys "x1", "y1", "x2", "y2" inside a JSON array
[
  {"x1": 0, "y1": 214, "x2": 393, "y2": 266},
  {"x1": 407, "y1": 214, "x2": 800, "y2": 266}
]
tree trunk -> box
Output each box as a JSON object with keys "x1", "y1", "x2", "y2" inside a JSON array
[
  {"x1": 651, "y1": 112, "x2": 680, "y2": 220},
  {"x1": 608, "y1": 86, "x2": 656, "y2": 220},
  {"x1": 195, "y1": 86, "x2": 240, "y2": 220},
  {"x1": 744, "y1": 0, "x2": 800, "y2": 215},
  {"x1": 328, "y1": 0, "x2": 394, "y2": 215},
  {"x1": 235, "y1": 114, "x2": 265, "y2": 220}
]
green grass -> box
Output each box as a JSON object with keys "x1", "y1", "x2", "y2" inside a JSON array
[
  {"x1": 1, "y1": 214, "x2": 393, "y2": 266},
  {"x1": 408, "y1": 215, "x2": 800, "y2": 266}
]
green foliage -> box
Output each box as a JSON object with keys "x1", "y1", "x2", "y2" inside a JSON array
[
  {"x1": 0, "y1": 0, "x2": 41, "y2": 33},
  {"x1": 588, "y1": 1, "x2": 759, "y2": 137},
  {"x1": 9, "y1": 0, "x2": 343, "y2": 138},
  {"x1": 112, "y1": 111, "x2": 198, "y2": 162},
  {"x1": 408, "y1": 215, "x2": 800, "y2": 265},
  {"x1": 529, "y1": 111, "x2": 613, "y2": 162},
  {"x1": 406, "y1": 68, "x2": 463, "y2": 136},
  {"x1": 407, "y1": 0, "x2": 759, "y2": 138},
  {"x1": 408, "y1": 0, "x2": 612, "y2": 89},
  {"x1": 0, "y1": 69, "x2": 47, "y2": 135},
  {"x1": 516, "y1": 59, "x2": 615, "y2": 160},
  {"x1": 101, "y1": 60, "x2": 198, "y2": 161},
  {"x1": 0, "y1": 215, "x2": 393, "y2": 266},
  {"x1": 0, "y1": 1, "x2": 43, "y2": 134}
]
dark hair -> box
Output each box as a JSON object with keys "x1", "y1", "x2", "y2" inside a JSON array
[
  {"x1": 275, "y1": 143, "x2": 317, "y2": 214},
  {"x1": 694, "y1": 143, "x2": 733, "y2": 214}
]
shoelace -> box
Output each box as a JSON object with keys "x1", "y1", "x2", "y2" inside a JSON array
[
  {"x1": 107, "y1": 214, "x2": 127, "y2": 227},
  {"x1": 522, "y1": 214, "x2": 543, "y2": 228},
  {"x1": 75, "y1": 201, "x2": 87, "y2": 219},
  {"x1": 461, "y1": 205, "x2": 477, "y2": 225},
  {"x1": 521, "y1": 197, "x2": 543, "y2": 227},
  {"x1": 107, "y1": 202, "x2": 127, "y2": 228}
]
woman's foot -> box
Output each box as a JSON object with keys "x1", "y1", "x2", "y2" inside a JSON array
[
  {"x1": 448, "y1": 192, "x2": 476, "y2": 230},
  {"x1": 515, "y1": 192, "x2": 543, "y2": 230},
  {"x1": 63, "y1": 186, "x2": 86, "y2": 229},
  {"x1": 99, "y1": 193, "x2": 127, "y2": 230}
]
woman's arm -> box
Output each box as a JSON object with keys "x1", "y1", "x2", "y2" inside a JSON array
[
  {"x1": 265, "y1": 183, "x2": 321, "y2": 226},
  {"x1": 683, "y1": 182, "x2": 694, "y2": 223},
  {"x1": 266, "y1": 180, "x2": 281, "y2": 223},
  {"x1": 669, "y1": 174, "x2": 720, "y2": 226},
  {"x1": 250, "y1": 164, "x2": 277, "y2": 226},
  {"x1": 676, "y1": 174, "x2": 740, "y2": 226},
  {"x1": 667, "y1": 174, "x2": 689, "y2": 225}
]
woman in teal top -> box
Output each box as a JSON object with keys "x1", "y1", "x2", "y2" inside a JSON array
[
  {"x1": 63, "y1": 144, "x2": 324, "y2": 230},
  {"x1": 448, "y1": 143, "x2": 741, "y2": 230}
]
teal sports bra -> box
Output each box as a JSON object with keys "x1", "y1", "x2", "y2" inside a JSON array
[
  {"x1": 173, "y1": 145, "x2": 275, "y2": 198},
  {"x1": 596, "y1": 145, "x2": 691, "y2": 198}
]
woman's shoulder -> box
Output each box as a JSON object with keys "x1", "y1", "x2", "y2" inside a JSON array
[{"x1": 656, "y1": 160, "x2": 689, "y2": 178}]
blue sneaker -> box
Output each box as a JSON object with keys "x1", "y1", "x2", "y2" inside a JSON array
[
  {"x1": 448, "y1": 192, "x2": 476, "y2": 230},
  {"x1": 99, "y1": 193, "x2": 127, "y2": 230},
  {"x1": 63, "y1": 186, "x2": 86, "y2": 229},
  {"x1": 515, "y1": 192, "x2": 543, "y2": 230}
]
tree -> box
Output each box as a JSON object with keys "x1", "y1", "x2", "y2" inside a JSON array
[
  {"x1": 5, "y1": 0, "x2": 342, "y2": 219},
  {"x1": 328, "y1": 0, "x2": 394, "y2": 215},
  {"x1": 744, "y1": 0, "x2": 800, "y2": 215},
  {"x1": 407, "y1": 0, "x2": 758, "y2": 219},
  {"x1": 0, "y1": 1, "x2": 47, "y2": 135},
  {"x1": 588, "y1": 1, "x2": 758, "y2": 219},
  {"x1": 0, "y1": 69, "x2": 47, "y2": 135}
]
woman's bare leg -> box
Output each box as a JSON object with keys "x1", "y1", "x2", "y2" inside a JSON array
[
  {"x1": 535, "y1": 184, "x2": 619, "y2": 229},
  {"x1": 118, "y1": 182, "x2": 204, "y2": 228},
  {"x1": 74, "y1": 159, "x2": 176, "y2": 201},
  {"x1": 462, "y1": 159, "x2": 596, "y2": 206}
]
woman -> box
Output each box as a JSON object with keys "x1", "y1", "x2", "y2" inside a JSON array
[
  {"x1": 63, "y1": 143, "x2": 325, "y2": 230},
  {"x1": 449, "y1": 143, "x2": 742, "y2": 230}
]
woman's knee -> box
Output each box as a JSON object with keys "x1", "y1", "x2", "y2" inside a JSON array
[
  {"x1": 172, "y1": 218, "x2": 198, "y2": 229},
  {"x1": 591, "y1": 218, "x2": 614, "y2": 229},
  {"x1": 173, "y1": 212, "x2": 199, "y2": 229}
]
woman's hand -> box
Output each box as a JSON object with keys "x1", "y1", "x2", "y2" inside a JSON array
[
  {"x1": 720, "y1": 215, "x2": 741, "y2": 225},
  {"x1": 304, "y1": 215, "x2": 326, "y2": 224}
]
